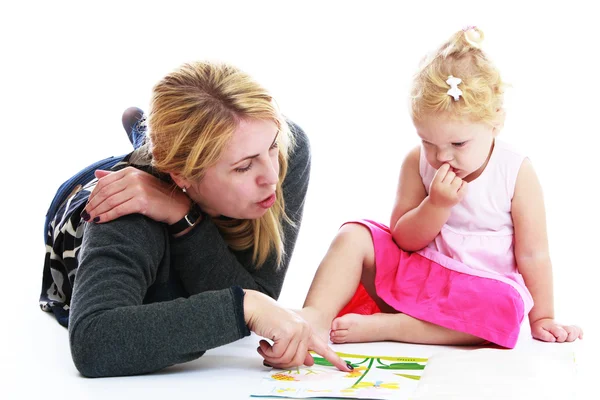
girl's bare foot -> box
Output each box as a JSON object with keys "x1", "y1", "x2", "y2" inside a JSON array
[
  {"x1": 330, "y1": 313, "x2": 391, "y2": 343},
  {"x1": 331, "y1": 312, "x2": 487, "y2": 345}
]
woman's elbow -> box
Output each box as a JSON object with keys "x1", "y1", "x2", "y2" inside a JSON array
[
  {"x1": 70, "y1": 330, "x2": 111, "y2": 378},
  {"x1": 69, "y1": 321, "x2": 127, "y2": 378}
]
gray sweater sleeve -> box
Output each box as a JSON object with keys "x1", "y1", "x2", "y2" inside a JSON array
[
  {"x1": 69, "y1": 215, "x2": 250, "y2": 377},
  {"x1": 170, "y1": 122, "x2": 311, "y2": 299}
]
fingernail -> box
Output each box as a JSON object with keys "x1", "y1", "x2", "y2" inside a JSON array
[
  {"x1": 80, "y1": 210, "x2": 90, "y2": 221},
  {"x1": 263, "y1": 361, "x2": 272, "y2": 368},
  {"x1": 346, "y1": 363, "x2": 354, "y2": 370},
  {"x1": 93, "y1": 216, "x2": 100, "y2": 223}
]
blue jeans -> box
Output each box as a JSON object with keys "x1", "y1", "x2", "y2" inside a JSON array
[{"x1": 44, "y1": 119, "x2": 146, "y2": 241}]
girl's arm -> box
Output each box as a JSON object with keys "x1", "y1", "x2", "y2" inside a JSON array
[
  {"x1": 512, "y1": 158, "x2": 582, "y2": 342},
  {"x1": 390, "y1": 146, "x2": 456, "y2": 251}
]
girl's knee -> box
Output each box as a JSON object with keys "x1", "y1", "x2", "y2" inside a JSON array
[
  {"x1": 336, "y1": 223, "x2": 375, "y2": 263},
  {"x1": 337, "y1": 223, "x2": 371, "y2": 240}
]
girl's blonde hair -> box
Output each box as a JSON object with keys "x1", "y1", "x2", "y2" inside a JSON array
[
  {"x1": 148, "y1": 61, "x2": 293, "y2": 267},
  {"x1": 411, "y1": 27, "x2": 504, "y2": 125}
]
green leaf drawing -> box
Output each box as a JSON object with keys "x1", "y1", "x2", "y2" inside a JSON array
[
  {"x1": 312, "y1": 357, "x2": 333, "y2": 366},
  {"x1": 376, "y1": 362, "x2": 425, "y2": 370},
  {"x1": 394, "y1": 373, "x2": 422, "y2": 380},
  {"x1": 312, "y1": 357, "x2": 356, "y2": 368}
]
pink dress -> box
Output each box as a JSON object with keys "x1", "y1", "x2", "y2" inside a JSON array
[{"x1": 338, "y1": 140, "x2": 533, "y2": 348}]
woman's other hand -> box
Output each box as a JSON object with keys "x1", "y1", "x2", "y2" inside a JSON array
[{"x1": 82, "y1": 167, "x2": 190, "y2": 225}]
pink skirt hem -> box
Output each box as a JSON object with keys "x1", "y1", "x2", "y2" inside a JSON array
[{"x1": 340, "y1": 219, "x2": 531, "y2": 349}]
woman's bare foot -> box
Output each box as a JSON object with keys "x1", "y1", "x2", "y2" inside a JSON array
[{"x1": 296, "y1": 306, "x2": 335, "y2": 343}]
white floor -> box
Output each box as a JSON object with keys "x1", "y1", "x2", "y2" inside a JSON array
[
  {"x1": 5, "y1": 306, "x2": 593, "y2": 399},
  {"x1": 3, "y1": 2, "x2": 599, "y2": 399}
]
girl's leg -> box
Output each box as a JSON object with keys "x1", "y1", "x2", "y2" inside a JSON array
[
  {"x1": 300, "y1": 223, "x2": 486, "y2": 346},
  {"x1": 300, "y1": 223, "x2": 389, "y2": 340},
  {"x1": 330, "y1": 313, "x2": 486, "y2": 345}
]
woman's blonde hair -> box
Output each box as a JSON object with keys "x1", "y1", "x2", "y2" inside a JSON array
[
  {"x1": 148, "y1": 61, "x2": 293, "y2": 267},
  {"x1": 411, "y1": 27, "x2": 504, "y2": 125}
]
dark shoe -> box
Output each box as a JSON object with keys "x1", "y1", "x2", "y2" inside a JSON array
[{"x1": 121, "y1": 107, "x2": 146, "y2": 149}]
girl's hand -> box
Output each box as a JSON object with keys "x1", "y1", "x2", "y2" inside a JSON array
[
  {"x1": 531, "y1": 318, "x2": 583, "y2": 343},
  {"x1": 82, "y1": 167, "x2": 190, "y2": 225},
  {"x1": 429, "y1": 163, "x2": 468, "y2": 209},
  {"x1": 244, "y1": 290, "x2": 352, "y2": 372}
]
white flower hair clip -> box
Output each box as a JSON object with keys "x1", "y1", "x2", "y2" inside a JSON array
[{"x1": 446, "y1": 75, "x2": 462, "y2": 101}]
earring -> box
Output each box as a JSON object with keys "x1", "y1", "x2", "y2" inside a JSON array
[{"x1": 182, "y1": 187, "x2": 187, "y2": 193}]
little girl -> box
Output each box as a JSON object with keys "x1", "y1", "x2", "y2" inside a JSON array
[{"x1": 300, "y1": 27, "x2": 582, "y2": 348}]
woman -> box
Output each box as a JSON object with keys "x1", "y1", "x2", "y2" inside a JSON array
[{"x1": 40, "y1": 61, "x2": 350, "y2": 377}]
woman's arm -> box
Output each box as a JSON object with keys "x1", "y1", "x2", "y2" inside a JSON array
[
  {"x1": 512, "y1": 158, "x2": 582, "y2": 342},
  {"x1": 69, "y1": 214, "x2": 251, "y2": 377},
  {"x1": 70, "y1": 213, "x2": 348, "y2": 378}
]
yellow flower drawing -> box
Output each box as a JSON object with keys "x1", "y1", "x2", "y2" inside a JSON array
[
  {"x1": 271, "y1": 373, "x2": 297, "y2": 381},
  {"x1": 344, "y1": 366, "x2": 368, "y2": 378}
]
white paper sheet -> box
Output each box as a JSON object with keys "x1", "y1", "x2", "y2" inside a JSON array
[{"x1": 411, "y1": 348, "x2": 577, "y2": 400}]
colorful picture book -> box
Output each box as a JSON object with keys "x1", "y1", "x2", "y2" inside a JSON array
[{"x1": 251, "y1": 351, "x2": 428, "y2": 399}]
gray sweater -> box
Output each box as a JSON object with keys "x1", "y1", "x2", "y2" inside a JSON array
[{"x1": 68, "y1": 123, "x2": 311, "y2": 377}]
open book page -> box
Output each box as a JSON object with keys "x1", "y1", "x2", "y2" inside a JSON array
[{"x1": 251, "y1": 351, "x2": 428, "y2": 399}]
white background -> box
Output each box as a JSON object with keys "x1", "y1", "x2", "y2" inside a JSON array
[{"x1": 2, "y1": 0, "x2": 598, "y2": 398}]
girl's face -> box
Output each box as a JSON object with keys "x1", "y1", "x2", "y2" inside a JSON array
[
  {"x1": 413, "y1": 114, "x2": 499, "y2": 182},
  {"x1": 180, "y1": 118, "x2": 281, "y2": 219}
]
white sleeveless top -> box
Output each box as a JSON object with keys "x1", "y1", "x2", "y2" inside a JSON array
[{"x1": 419, "y1": 140, "x2": 525, "y2": 276}]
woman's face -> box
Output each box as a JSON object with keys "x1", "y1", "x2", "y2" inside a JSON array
[{"x1": 186, "y1": 118, "x2": 281, "y2": 219}]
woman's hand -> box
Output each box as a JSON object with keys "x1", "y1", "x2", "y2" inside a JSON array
[
  {"x1": 82, "y1": 167, "x2": 190, "y2": 225},
  {"x1": 531, "y1": 318, "x2": 583, "y2": 343},
  {"x1": 243, "y1": 290, "x2": 351, "y2": 372}
]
